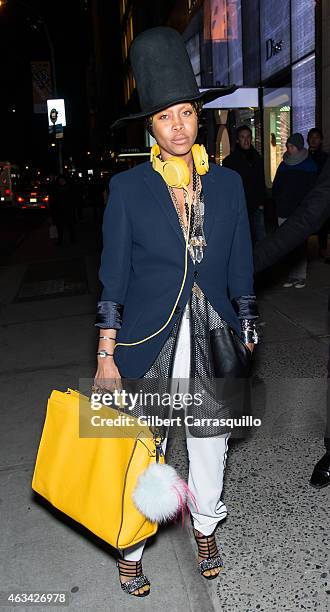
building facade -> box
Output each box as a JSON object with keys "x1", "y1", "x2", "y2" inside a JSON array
[
  {"x1": 321, "y1": 0, "x2": 330, "y2": 151},
  {"x1": 177, "y1": 0, "x2": 319, "y2": 186},
  {"x1": 89, "y1": 0, "x2": 327, "y2": 186},
  {"x1": 87, "y1": 0, "x2": 124, "y2": 153}
]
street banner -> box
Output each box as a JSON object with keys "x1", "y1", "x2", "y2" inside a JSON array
[{"x1": 31, "y1": 61, "x2": 53, "y2": 114}]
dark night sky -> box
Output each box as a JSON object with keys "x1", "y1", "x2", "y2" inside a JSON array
[{"x1": 0, "y1": 0, "x2": 90, "y2": 169}]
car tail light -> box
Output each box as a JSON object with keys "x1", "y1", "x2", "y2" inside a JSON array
[
  {"x1": 5, "y1": 188, "x2": 11, "y2": 196},
  {"x1": 40, "y1": 205, "x2": 46, "y2": 209},
  {"x1": 17, "y1": 196, "x2": 24, "y2": 202},
  {"x1": 31, "y1": 192, "x2": 37, "y2": 196},
  {"x1": 22, "y1": 205, "x2": 27, "y2": 209},
  {"x1": 43, "y1": 196, "x2": 49, "y2": 202}
]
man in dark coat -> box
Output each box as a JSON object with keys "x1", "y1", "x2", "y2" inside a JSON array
[
  {"x1": 272, "y1": 132, "x2": 318, "y2": 288},
  {"x1": 273, "y1": 133, "x2": 318, "y2": 220},
  {"x1": 254, "y1": 156, "x2": 330, "y2": 488},
  {"x1": 49, "y1": 175, "x2": 76, "y2": 245},
  {"x1": 308, "y1": 128, "x2": 329, "y2": 258},
  {"x1": 308, "y1": 128, "x2": 328, "y2": 174},
  {"x1": 223, "y1": 125, "x2": 266, "y2": 244}
]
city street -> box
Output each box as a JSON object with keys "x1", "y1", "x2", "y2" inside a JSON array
[
  {"x1": 0, "y1": 213, "x2": 328, "y2": 611},
  {"x1": 0, "y1": 208, "x2": 48, "y2": 257}
]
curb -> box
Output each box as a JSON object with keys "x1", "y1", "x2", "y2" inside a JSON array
[{"x1": 169, "y1": 522, "x2": 216, "y2": 612}]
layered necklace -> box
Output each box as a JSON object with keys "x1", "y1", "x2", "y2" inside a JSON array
[{"x1": 168, "y1": 165, "x2": 207, "y2": 264}]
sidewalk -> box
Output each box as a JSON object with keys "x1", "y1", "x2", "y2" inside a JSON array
[
  {"x1": 0, "y1": 218, "x2": 329, "y2": 611},
  {"x1": 0, "y1": 213, "x2": 214, "y2": 612}
]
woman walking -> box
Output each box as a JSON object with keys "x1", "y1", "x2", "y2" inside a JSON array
[{"x1": 93, "y1": 27, "x2": 259, "y2": 597}]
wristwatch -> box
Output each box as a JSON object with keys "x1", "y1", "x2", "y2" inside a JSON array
[{"x1": 97, "y1": 350, "x2": 113, "y2": 358}]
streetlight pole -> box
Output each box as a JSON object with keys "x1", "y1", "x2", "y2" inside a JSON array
[
  {"x1": 1, "y1": 0, "x2": 63, "y2": 173},
  {"x1": 10, "y1": 0, "x2": 58, "y2": 95},
  {"x1": 17, "y1": 0, "x2": 63, "y2": 174}
]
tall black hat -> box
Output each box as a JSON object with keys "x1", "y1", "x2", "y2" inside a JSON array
[{"x1": 111, "y1": 27, "x2": 236, "y2": 129}]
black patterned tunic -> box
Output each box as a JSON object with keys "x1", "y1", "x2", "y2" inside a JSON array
[{"x1": 123, "y1": 184, "x2": 258, "y2": 439}]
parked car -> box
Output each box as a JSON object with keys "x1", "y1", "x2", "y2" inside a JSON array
[{"x1": 15, "y1": 184, "x2": 49, "y2": 210}]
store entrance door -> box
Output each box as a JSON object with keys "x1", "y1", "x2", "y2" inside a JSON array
[
  {"x1": 203, "y1": 87, "x2": 261, "y2": 165},
  {"x1": 263, "y1": 87, "x2": 291, "y2": 187}
]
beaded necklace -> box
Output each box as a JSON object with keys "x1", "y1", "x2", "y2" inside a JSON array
[{"x1": 168, "y1": 165, "x2": 207, "y2": 264}]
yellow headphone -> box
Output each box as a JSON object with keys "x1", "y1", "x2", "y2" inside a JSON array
[
  {"x1": 150, "y1": 143, "x2": 209, "y2": 188},
  {"x1": 114, "y1": 143, "x2": 209, "y2": 350}
]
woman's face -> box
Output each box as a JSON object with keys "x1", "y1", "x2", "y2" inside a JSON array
[{"x1": 150, "y1": 102, "x2": 198, "y2": 158}]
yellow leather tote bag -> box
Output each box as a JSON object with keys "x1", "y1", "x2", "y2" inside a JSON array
[{"x1": 32, "y1": 388, "x2": 164, "y2": 549}]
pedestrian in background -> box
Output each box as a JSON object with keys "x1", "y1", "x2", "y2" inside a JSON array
[
  {"x1": 88, "y1": 178, "x2": 105, "y2": 225},
  {"x1": 49, "y1": 175, "x2": 76, "y2": 245},
  {"x1": 71, "y1": 176, "x2": 85, "y2": 222},
  {"x1": 308, "y1": 127, "x2": 328, "y2": 173},
  {"x1": 223, "y1": 124, "x2": 267, "y2": 244},
  {"x1": 272, "y1": 133, "x2": 318, "y2": 289},
  {"x1": 307, "y1": 127, "x2": 329, "y2": 259}
]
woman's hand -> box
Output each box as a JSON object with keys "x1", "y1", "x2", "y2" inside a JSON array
[
  {"x1": 93, "y1": 356, "x2": 122, "y2": 392},
  {"x1": 94, "y1": 328, "x2": 121, "y2": 392}
]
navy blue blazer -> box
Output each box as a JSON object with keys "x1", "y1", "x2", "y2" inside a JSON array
[{"x1": 96, "y1": 161, "x2": 255, "y2": 378}]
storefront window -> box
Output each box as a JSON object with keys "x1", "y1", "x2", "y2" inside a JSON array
[
  {"x1": 269, "y1": 106, "x2": 291, "y2": 183},
  {"x1": 186, "y1": 33, "x2": 202, "y2": 86},
  {"x1": 203, "y1": 0, "x2": 229, "y2": 85},
  {"x1": 241, "y1": 0, "x2": 260, "y2": 85},
  {"x1": 212, "y1": 42, "x2": 229, "y2": 85},
  {"x1": 203, "y1": 0, "x2": 228, "y2": 43},
  {"x1": 228, "y1": 0, "x2": 243, "y2": 85},
  {"x1": 214, "y1": 110, "x2": 231, "y2": 165}
]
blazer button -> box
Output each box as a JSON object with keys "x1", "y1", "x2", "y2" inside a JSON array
[
  {"x1": 174, "y1": 306, "x2": 182, "y2": 315},
  {"x1": 194, "y1": 270, "x2": 199, "y2": 278}
]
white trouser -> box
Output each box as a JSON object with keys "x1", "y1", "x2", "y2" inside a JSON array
[{"x1": 120, "y1": 303, "x2": 230, "y2": 561}]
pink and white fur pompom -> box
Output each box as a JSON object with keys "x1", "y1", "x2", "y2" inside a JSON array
[{"x1": 132, "y1": 463, "x2": 197, "y2": 524}]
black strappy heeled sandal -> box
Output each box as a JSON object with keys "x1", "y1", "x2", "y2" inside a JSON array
[
  {"x1": 193, "y1": 527, "x2": 224, "y2": 580},
  {"x1": 116, "y1": 557, "x2": 150, "y2": 597}
]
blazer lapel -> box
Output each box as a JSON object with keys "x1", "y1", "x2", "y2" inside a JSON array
[
  {"x1": 143, "y1": 165, "x2": 185, "y2": 247},
  {"x1": 143, "y1": 162, "x2": 218, "y2": 246},
  {"x1": 201, "y1": 168, "x2": 217, "y2": 243}
]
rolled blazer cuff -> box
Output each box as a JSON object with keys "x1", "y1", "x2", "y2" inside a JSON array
[
  {"x1": 232, "y1": 295, "x2": 259, "y2": 320},
  {"x1": 94, "y1": 300, "x2": 124, "y2": 329}
]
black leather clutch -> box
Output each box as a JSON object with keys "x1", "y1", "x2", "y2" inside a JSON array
[{"x1": 209, "y1": 326, "x2": 253, "y2": 379}]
